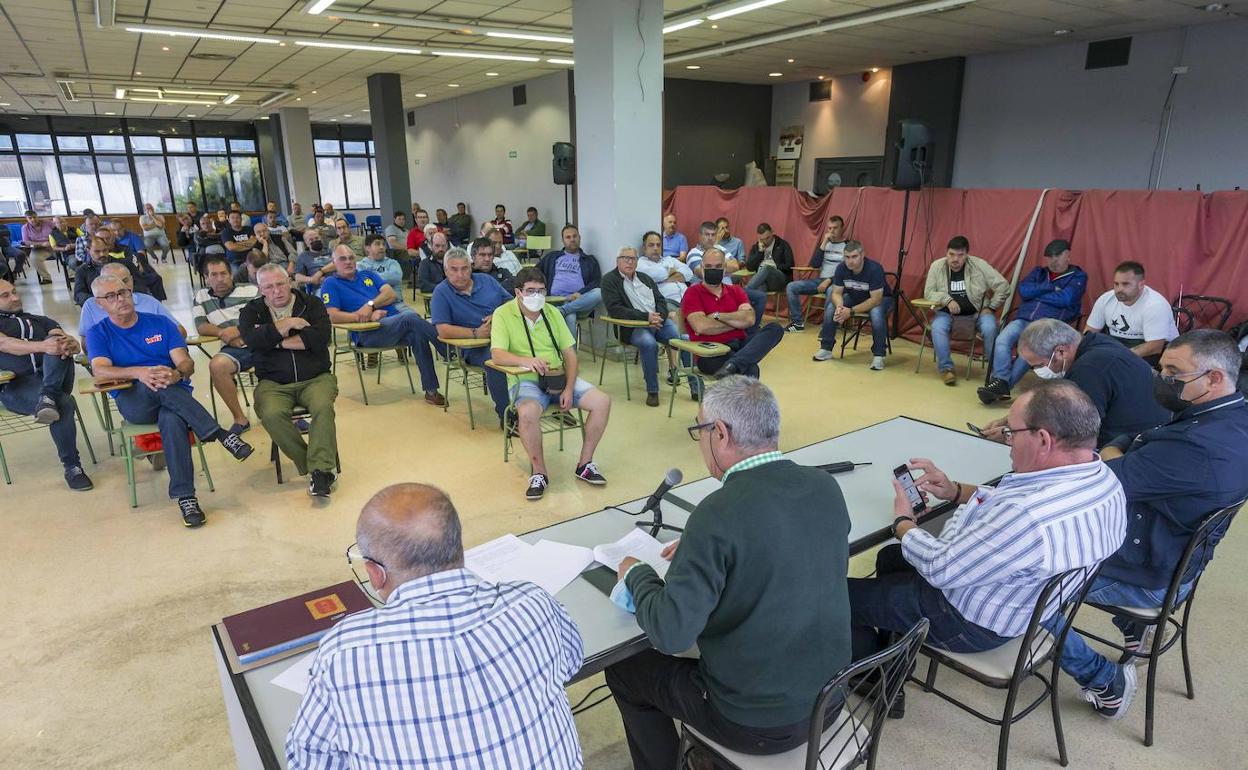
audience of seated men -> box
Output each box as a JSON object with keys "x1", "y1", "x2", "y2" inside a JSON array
[
  {"x1": 0, "y1": 222, "x2": 24, "y2": 280},
  {"x1": 194, "y1": 256, "x2": 262, "y2": 433},
  {"x1": 85, "y1": 275, "x2": 253, "y2": 527},
  {"x1": 601, "y1": 246, "x2": 685, "y2": 407},
  {"x1": 433, "y1": 207, "x2": 450, "y2": 235},
  {"x1": 358, "y1": 234, "x2": 412, "y2": 314},
  {"x1": 286, "y1": 202, "x2": 305, "y2": 247},
  {"x1": 1048, "y1": 329, "x2": 1248, "y2": 718},
  {"x1": 850, "y1": 381, "x2": 1126, "y2": 716},
  {"x1": 0, "y1": 278, "x2": 93, "y2": 490},
  {"x1": 491, "y1": 204, "x2": 515, "y2": 246},
  {"x1": 20, "y1": 209, "x2": 55, "y2": 285},
  {"x1": 193, "y1": 214, "x2": 224, "y2": 273},
  {"x1": 714, "y1": 216, "x2": 746, "y2": 263},
  {"x1": 490, "y1": 267, "x2": 611, "y2": 500},
  {"x1": 470, "y1": 236, "x2": 515, "y2": 294},
  {"x1": 1085, "y1": 260, "x2": 1179, "y2": 364},
  {"x1": 107, "y1": 221, "x2": 150, "y2": 266},
  {"x1": 47, "y1": 216, "x2": 79, "y2": 270},
  {"x1": 744, "y1": 222, "x2": 795, "y2": 295},
  {"x1": 681, "y1": 247, "x2": 784, "y2": 380},
  {"x1": 252, "y1": 221, "x2": 290, "y2": 268},
  {"x1": 430, "y1": 248, "x2": 513, "y2": 426},
  {"x1": 286, "y1": 483, "x2": 583, "y2": 768},
  {"x1": 923, "y1": 235, "x2": 1009, "y2": 386},
  {"x1": 606, "y1": 376, "x2": 851, "y2": 768},
  {"x1": 979, "y1": 239, "x2": 1088, "y2": 404},
  {"x1": 515, "y1": 206, "x2": 546, "y2": 248},
  {"x1": 784, "y1": 214, "x2": 847, "y2": 332},
  {"x1": 448, "y1": 201, "x2": 473, "y2": 245},
  {"x1": 305, "y1": 206, "x2": 336, "y2": 245},
  {"x1": 240, "y1": 265, "x2": 340, "y2": 499},
  {"x1": 319, "y1": 245, "x2": 446, "y2": 406},
  {"x1": 405, "y1": 210, "x2": 430, "y2": 254},
  {"x1": 686, "y1": 220, "x2": 767, "y2": 328},
  {"x1": 73, "y1": 210, "x2": 101, "y2": 267},
  {"x1": 384, "y1": 210, "x2": 409, "y2": 254},
  {"x1": 139, "y1": 203, "x2": 173, "y2": 265},
  {"x1": 635, "y1": 230, "x2": 692, "y2": 312},
  {"x1": 333, "y1": 217, "x2": 365, "y2": 259},
  {"x1": 661, "y1": 213, "x2": 688, "y2": 261},
  {"x1": 74, "y1": 236, "x2": 149, "y2": 306},
  {"x1": 809, "y1": 240, "x2": 893, "y2": 370},
  {"x1": 293, "y1": 230, "x2": 334, "y2": 290},
  {"x1": 486, "y1": 225, "x2": 522, "y2": 276},
  {"x1": 80, "y1": 263, "x2": 184, "y2": 349},
  {"x1": 537, "y1": 224, "x2": 602, "y2": 335},
  {"x1": 417, "y1": 231, "x2": 450, "y2": 292},
  {"x1": 233, "y1": 249, "x2": 269, "y2": 285}
]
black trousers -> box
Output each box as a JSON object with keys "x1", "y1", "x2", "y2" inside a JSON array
[
  {"x1": 695, "y1": 322, "x2": 785, "y2": 378},
  {"x1": 605, "y1": 650, "x2": 810, "y2": 770}
]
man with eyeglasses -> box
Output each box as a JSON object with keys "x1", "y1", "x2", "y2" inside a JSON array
[
  {"x1": 290, "y1": 483, "x2": 584, "y2": 768},
  {"x1": 79, "y1": 263, "x2": 184, "y2": 350},
  {"x1": 85, "y1": 275, "x2": 254, "y2": 527},
  {"x1": 0, "y1": 277, "x2": 93, "y2": 491},
  {"x1": 1054, "y1": 329, "x2": 1248, "y2": 720},
  {"x1": 849, "y1": 380, "x2": 1126, "y2": 718},
  {"x1": 240, "y1": 264, "x2": 339, "y2": 499},
  {"x1": 606, "y1": 376, "x2": 852, "y2": 768},
  {"x1": 490, "y1": 267, "x2": 612, "y2": 500}
]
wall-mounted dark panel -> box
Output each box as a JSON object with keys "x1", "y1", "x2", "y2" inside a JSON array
[
  {"x1": 1086, "y1": 37, "x2": 1132, "y2": 70},
  {"x1": 882, "y1": 57, "x2": 965, "y2": 188},
  {"x1": 662, "y1": 78, "x2": 772, "y2": 188}
]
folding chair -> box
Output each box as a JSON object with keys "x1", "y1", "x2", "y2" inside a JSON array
[
  {"x1": 913, "y1": 302, "x2": 987, "y2": 380},
  {"x1": 330, "y1": 322, "x2": 416, "y2": 406},
  {"x1": 271, "y1": 405, "x2": 342, "y2": 484},
  {"x1": 437, "y1": 337, "x2": 491, "y2": 430},
  {"x1": 665, "y1": 339, "x2": 730, "y2": 418},
  {"x1": 680, "y1": 619, "x2": 929, "y2": 770},
  {"x1": 598, "y1": 317, "x2": 651, "y2": 402},
  {"x1": 120, "y1": 421, "x2": 215, "y2": 508},
  {"x1": 1075, "y1": 500, "x2": 1244, "y2": 747},
  {"x1": 913, "y1": 566, "x2": 1099, "y2": 770},
  {"x1": 1171, "y1": 295, "x2": 1232, "y2": 331},
  {"x1": 485, "y1": 360, "x2": 585, "y2": 467},
  {"x1": 78, "y1": 377, "x2": 128, "y2": 456},
  {"x1": 186, "y1": 335, "x2": 254, "y2": 422},
  {"x1": 0, "y1": 371, "x2": 97, "y2": 484},
  {"x1": 839, "y1": 274, "x2": 900, "y2": 359},
  {"x1": 523, "y1": 234, "x2": 551, "y2": 262}
]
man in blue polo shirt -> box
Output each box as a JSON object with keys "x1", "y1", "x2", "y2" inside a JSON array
[
  {"x1": 810, "y1": 240, "x2": 892, "y2": 370},
  {"x1": 431, "y1": 248, "x2": 512, "y2": 426},
  {"x1": 318, "y1": 245, "x2": 446, "y2": 406}
]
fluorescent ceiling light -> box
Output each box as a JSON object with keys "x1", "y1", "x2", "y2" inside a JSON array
[
  {"x1": 114, "y1": 87, "x2": 126, "y2": 99},
  {"x1": 295, "y1": 40, "x2": 423, "y2": 54},
  {"x1": 707, "y1": 0, "x2": 788, "y2": 21},
  {"x1": 486, "y1": 31, "x2": 573, "y2": 44},
  {"x1": 431, "y1": 50, "x2": 540, "y2": 62},
  {"x1": 306, "y1": 0, "x2": 336, "y2": 14},
  {"x1": 546, "y1": 58, "x2": 575, "y2": 65},
  {"x1": 127, "y1": 87, "x2": 230, "y2": 97},
  {"x1": 125, "y1": 25, "x2": 281, "y2": 44},
  {"x1": 663, "y1": 18, "x2": 704, "y2": 34},
  {"x1": 128, "y1": 97, "x2": 218, "y2": 105},
  {"x1": 223, "y1": 94, "x2": 240, "y2": 104}
]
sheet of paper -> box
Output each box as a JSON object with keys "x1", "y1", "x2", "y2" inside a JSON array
[
  {"x1": 464, "y1": 534, "x2": 531, "y2": 583},
  {"x1": 593, "y1": 528, "x2": 671, "y2": 579},
  {"x1": 526, "y1": 539, "x2": 596, "y2": 595},
  {"x1": 465, "y1": 534, "x2": 596, "y2": 596},
  {"x1": 270, "y1": 654, "x2": 314, "y2": 696}
]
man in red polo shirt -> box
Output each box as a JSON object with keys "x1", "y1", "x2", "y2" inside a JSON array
[{"x1": 681, "y1": 247, "x2": 784, "y2": 379}]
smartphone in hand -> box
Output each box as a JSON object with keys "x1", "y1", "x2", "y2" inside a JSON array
[
  {"x1": 893, "y1": 464, "x2": 926, "y2": 514},
  {"x1": 966, "y1": 422, "x2": 986, "y2": 438}
]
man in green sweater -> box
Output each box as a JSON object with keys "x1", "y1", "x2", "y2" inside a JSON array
[{"x1": 605, "y1": 375, "x2": 852, "y2": 769}]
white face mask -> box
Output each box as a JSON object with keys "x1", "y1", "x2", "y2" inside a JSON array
[
  {"x1": 521, "y1": 294, "x2": 545, "y2": 313},
  {"x1": 1033, "y1": 349, "x2": 1066, "y2": 380}
]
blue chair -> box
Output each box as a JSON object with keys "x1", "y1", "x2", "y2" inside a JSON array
[
  {"x1": 342, "y1": 212, "x2": 357, "y2": 226},
  {"x1": 365, "y1": 215, "x2": 382, "y2": 234},
  {"x1": 5, "y1": 223, "x2": 22, "y2": 244},
  {"x1": 249, "y1": 215, "x2": 264, "y2": 226}
]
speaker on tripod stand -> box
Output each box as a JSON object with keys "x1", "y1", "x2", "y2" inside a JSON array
[
  {"x1": 888, "y1": 120, "x2": 933, "y2": 336},
  {"x1": 553, "y1": 142, "x2": 575, "y2": 226}
]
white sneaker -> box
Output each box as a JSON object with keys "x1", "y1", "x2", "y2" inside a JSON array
[
  {"x1": 870, "y1": 356, "x2": 886, "y2": 370},
  {"x1": 812, "y1": 349, "x2": 835, "y2": 362}
]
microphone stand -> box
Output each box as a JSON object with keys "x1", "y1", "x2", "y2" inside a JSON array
[{"x1": 634, "y1": 500, "x2": 684, "y2": 538}]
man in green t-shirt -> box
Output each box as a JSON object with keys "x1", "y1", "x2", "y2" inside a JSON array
[{"x1": 490, "y1": 266, "x2": 612, "y2": 500}]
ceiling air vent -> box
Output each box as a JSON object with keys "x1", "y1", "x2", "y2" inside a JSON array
[{"x1": 56, "y1": 79, "x2": 79, "y2": 101}]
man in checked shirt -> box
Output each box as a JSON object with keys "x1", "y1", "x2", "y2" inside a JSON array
[{"x1": 286, "y1": 483, "x2": 585, "y2": 769}]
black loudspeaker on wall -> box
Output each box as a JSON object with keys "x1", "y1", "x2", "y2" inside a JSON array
[
  {"x1": 891, "y1": 120, "x2": 933, "y2": 190},
  {"x1": 552, "y1": 142, "x2": 576, "y2": 185}
]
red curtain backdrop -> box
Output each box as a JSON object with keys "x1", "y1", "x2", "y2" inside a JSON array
[{"x1": 663, "y1": 186, "x2": 1248, "y2": 339}]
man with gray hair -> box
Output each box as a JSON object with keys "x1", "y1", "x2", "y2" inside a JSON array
[
  {"x1": 981, "y1": 318, "x2": 1168, "y2": 447},
  {"x1": 606, "y1": 376, "x2": 854, "y2": 767},
  {"x1": 851, "y1": 380, "x2": 1127, "y2": 717},
  {"x1": 287, "y1": 483, "x2": 584, "y2": 769},
  {"x1": 1056, "y1": 329, "x2": 1248, "y2": 719}
]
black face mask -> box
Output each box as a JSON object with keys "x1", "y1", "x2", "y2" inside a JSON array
[
  {"x1": 310, "y1": 239, "x2": 324, "y2": 252},
  {"x1": 1152, "y1": 371, "x2": 1208, "y2": 413},
  {"x1": 703, "y1": 267, "x2": 725, "y2": 286}
]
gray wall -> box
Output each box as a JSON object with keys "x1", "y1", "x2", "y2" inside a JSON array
[
  {"x1": 954, "y1": 20, "x2": 1248, "y2": 191},
  {"x1": 663, "y1": 78, "x2": 772, "y2": 188}
]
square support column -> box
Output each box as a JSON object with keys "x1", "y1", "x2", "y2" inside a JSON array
[{"x1": 367, "y1": 73, "x2": 412, "y2": 218}]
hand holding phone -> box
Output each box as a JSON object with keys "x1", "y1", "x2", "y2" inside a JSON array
[
  {"x1": 893, "y1": 464, "x2": 926, "y2": 514},
  {"x1": 966, "y1": 422, "x2": 986, "y2": 438}
]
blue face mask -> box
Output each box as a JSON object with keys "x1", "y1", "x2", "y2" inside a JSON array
[{"x1": 610, "y1": 579, "x2": 636, "y2": 614}]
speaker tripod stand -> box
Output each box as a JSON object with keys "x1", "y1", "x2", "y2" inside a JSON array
[{"x1": 890, "y1": 186, "x2": 929, "y2": 340}]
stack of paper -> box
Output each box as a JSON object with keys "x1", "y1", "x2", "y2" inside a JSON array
[
  {"x1": 464, "y1": 529, "x2": 674, "y2": 596},
  {"x1": 590, "y1": 528, "x2": 672, "y2": 579}
]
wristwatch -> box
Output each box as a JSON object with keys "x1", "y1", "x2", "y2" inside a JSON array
[
  {"x1": 712, "y1": 311, "x2": 721, "y2": 321},
  {"x1": 890, "y1": 516, "x2": 913, "y2": 539},
  {"x1": 366, "y1": 300, "x2": 376, "y2": 309}
]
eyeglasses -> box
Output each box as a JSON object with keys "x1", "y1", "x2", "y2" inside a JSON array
[
  {"x1": 520, "y1": 287, "x2": 547, "y2": 297},
  {"x1": 688, "y1": 421, "x2": 726, "y2": 442},
  {"x1": 96, "y1": 289, "x2": 133, "y2": 303},
  {"x1": 346, "y1": 542, "x2": 385, "y2": 604},
  {"x1": 618, "y1": 255, "x2": 638, "y2": 262},
  {"x1": 1000, "y1": 425, "x2": 1040, "y2": 444},
  {"x1": 1158, "y1": 369, "x2": 1211, "y2": 386}
]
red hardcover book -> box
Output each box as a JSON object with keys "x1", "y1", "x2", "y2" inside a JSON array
[{"x1": 222, "y1": 581, "x2": 373, "y2": 666}]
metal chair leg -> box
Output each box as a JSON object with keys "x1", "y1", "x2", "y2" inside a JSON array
[
  {"x1": 1050, "y1": 659, "x2": 1070, "y2": 767},
  {"x1": 354, "y1": 351, "x2": 369, "y2": 405},
  {"x1": 124, "y1": 437, "x2": 138, "y2": 508},
  {"x1": 196, "y1": 435, "x2": 215, "y2": 492},
  {"x1": 996, "y1": 676, "x2": 1022, "y2": 770},
  {"x1": 74, "y1": 401, "x2": 97, "y2": 465},
  {"x1": 0, "y1": 436, "x2": 9, "y2": 484}
]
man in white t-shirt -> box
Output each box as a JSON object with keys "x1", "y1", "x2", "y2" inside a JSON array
[
  {"x1": 785, "y1": 214, "x2": 846, "y2": 332},
  {"x1": 1085, "y1": 261, "x2": 1178, "y2": 362},
  {"x1": 635, "y1": 230, "x2": 692, "y2": 311}
]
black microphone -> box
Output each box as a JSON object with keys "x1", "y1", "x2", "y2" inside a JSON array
[{"x1": 634, "y1": 468, "x2": 685, "y2": 537}]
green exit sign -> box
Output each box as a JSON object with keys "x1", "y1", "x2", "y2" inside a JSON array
[{"x1": 508, "y1": 150, "x2": 518, "y2": 158}]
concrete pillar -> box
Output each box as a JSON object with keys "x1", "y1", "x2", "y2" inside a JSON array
[
  {"x1": 571, "y1": 0, "x2": 663, "y2": 271},
  {"x1": 277, "y1": 107, "x2": 319, "y2": 211},
  {"x1": 256, "y1": 117, "x2": 287, "y2": 212},
  {"x1": 367, "y1": 73, "x2": 411, "y2": 218}
]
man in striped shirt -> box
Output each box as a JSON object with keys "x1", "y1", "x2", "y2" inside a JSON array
[
  {"x1": 193, "y1": 255, "x2": 260, "y2": 434},
  {"x1": 286, "y1": 483, "x2": 585, "y2": 770},
  {"x1": 849, "y1": 380, "x2": 1127, "y2": 716}
]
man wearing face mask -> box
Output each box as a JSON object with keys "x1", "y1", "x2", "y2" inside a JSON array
[
  {"x1": 1054, "y1": 330, "x2": 1248, "y2": 720},
  {"x1": 681, "y1": 248, "x2": 784, "y2": 380},
  {"x1": 293, "y1": 230, "x2": 334, "y2": 289},
  {"x1": 982, "y1": 319, "x2": 1169, "y2": 448}
]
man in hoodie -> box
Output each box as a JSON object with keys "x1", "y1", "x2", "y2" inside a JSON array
[
  {"x1": 979, "y1": 239, "x2": 1087, "y2": 404},
  {"x1": 923, "y1": 235, "x2": 1010, "y2": 386}
]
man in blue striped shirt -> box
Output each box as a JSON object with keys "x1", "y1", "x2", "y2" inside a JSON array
[
  {"x1": 286, "y1": 483, "x2": 585, "y2": 769},
  {"x1": 849, "y1": 381, "x2": 1127, "y2": 715}
]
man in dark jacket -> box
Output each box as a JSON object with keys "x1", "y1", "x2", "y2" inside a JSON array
[
  {"x1": 537, "y1": 224, "x2": 602, "y2": 335},
  {"x1": 469, "y1": 236, "x2": 515, "y2": 294},
  {"x1": 601, "y1": 247, "x2": 686, "y2": 407},
  {"x1": 980, "y1": 239, "x2": 1088, "y2": 403},
  {"x1": 239, "y1": 264, "x2": 339, "y2": 499},
  {"x1": 1056, "y1": 330, "x2": 1248, "y2": 719},
  {"x1": 73, "y1": 235, "x2": 149, "y2": 306},
  {"x1": 417, "y1": 231, "x2": 449, "y2": 292},
  {"x1": 744, "y1": 223, "x2": 795, "y2": 294}
]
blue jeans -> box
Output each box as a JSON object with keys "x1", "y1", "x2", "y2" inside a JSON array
[
  {"x1": 0, "y1": 354, "x2": 81, "y2": 469},
  {"x1": 991, "y1": 318, "x2": 1033, "y2": 386},
  {"x1": 559, "y1": 288, "x2": 602, "y2": 334},
  {"x1": 355, "y1": 312, "x2": 441, "y2": 393},
  {"x1": 695, "y1": 323, "x2": 785, "y2": 379},
  {"x1": 1047, "y1": 576, "x2": 1194, "y2": 689},
  {"x1": 112, "y1": 383, "x2": 222, "y2": 499},
  {"x1": 785, "y1": 278, "x2": 830, "y2": 325},
  {"x1": 744, "y1": 288, "x2": 766, "y2": 332},
  {"x1": 512, "y1": 377, "x2": 595, "y2": 411},
  {"x1": 460, "y1": 346, "x2": 510, "y2": 419},
  {"x1": 932, "y1": 311, "x2": 998, "y2": 373},
  {"x1": 820, "y1": 297, "x2": 893, "y2": 357},
  {"x1": 629, "y1": 320, "x2": 687, "y2": 394}
]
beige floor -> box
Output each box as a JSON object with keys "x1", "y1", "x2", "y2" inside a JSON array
[{"x1": 1, "y1": 260, "x2": 1244, "y2": 769}]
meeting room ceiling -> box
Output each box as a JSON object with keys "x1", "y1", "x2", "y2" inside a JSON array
[{"x1": 0, "y1": 0, "x2": 1238, "y2": 124}]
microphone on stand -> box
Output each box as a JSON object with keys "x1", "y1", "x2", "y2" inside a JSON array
[{"x1": 634, "y1": 468, "x2": 684, "y2": 538}]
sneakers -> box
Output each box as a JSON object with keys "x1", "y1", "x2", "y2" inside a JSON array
[
  {"x1": 812, "y1": 348, "x2": 835, "y2": 362},
  {"x1": 1082, "y1": 663, "x2": 1138, "y2": 720},
  {"x1": 977, "y1": 377, "x2": 1011, "y2": 404},
  {"x1": 33, "y1": 394, "x2": 60, "y2": 425},
  {"x1": 425, "y1": 391, "x2": 447, "y2": 406},
  {"x1": 784, "y1": 322, "x2": 805, "y2": 332},
  {"x1": 1121, "y1": 625, "x2": 1157, "y2": 666},
  {"x1": 575, "y1": 461, "x2": 607, "y2": 485},
  {"x1": 309, "y1": 469, "x2": 335, "y2": 498},
  {"x1": 941, "y1": 370, "x2": 958, "y2": 386},
  {"x1": 666, "y1": 369, "x2": 680, "y2": 387},
  {"x1": 870, "y1": 356, "x2": 886, "y2": 371},
  {"x1": 645, "y1": 392, "x2": 660, "y2": 407},
  {"x1": 526, "y1": 473, "x2": 549, "y2": 501},
  {"x1": 64, "y1": 466, "x2": 94, "y2": 491},
  {"x1": 178, "y1": 496, "x2": 206, "y2": 528},
  {"x1": 713, "y1": 361, "x2": 739, "y2": 378},
  {"x1": 294, "y1": 418, "x2": 311, "y2": 433},
  {"x1": 218, "y1": 430, "x2": 254, "y2": 461},
  {"x1": 228, "y1": 421, "x2": 251, "y2": 435},
  {"x1": 147, "y1": 453, "x2": 167, "y2": 471}
]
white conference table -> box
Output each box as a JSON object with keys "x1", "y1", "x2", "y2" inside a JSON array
[{"x1": 212, "y1": 415, "x2": 1011, "y2": 769}]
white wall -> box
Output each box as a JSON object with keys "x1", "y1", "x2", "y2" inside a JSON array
[
  {"x1": 769, "y1": 70, "x2": 892, "y2": 191},
  {"x1": 405, "y1": 72, "x2": 572, "y2": 232},
  {"x1": 954, "y1": 20, "x2": 1248, "y2": 191}
]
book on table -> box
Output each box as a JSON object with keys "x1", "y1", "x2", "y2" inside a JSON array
[{"x1": 220, "y1": 581, "x2": 373, "y2": 671}]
